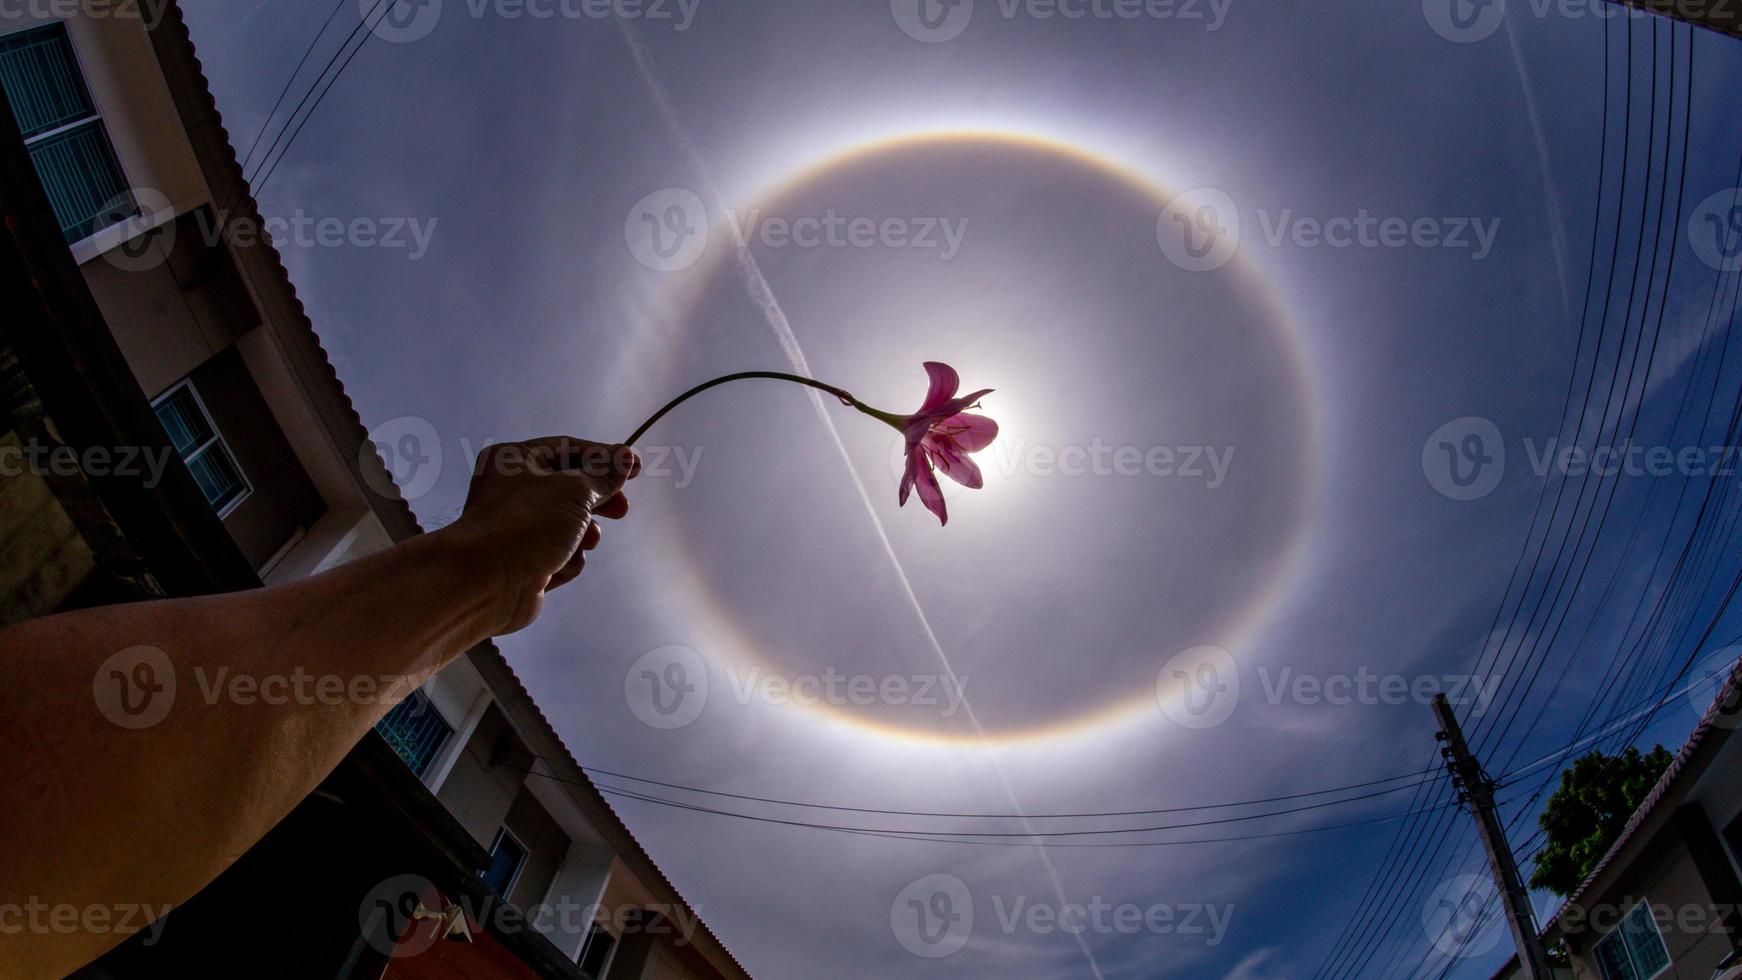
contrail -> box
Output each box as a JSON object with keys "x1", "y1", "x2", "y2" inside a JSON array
[
  {"x1": 615, "y1": 20, "x2": 1105, "y2": 977},
  {"x1": 1504, "y1": 10, "x2": 1574, "y2": 326}
]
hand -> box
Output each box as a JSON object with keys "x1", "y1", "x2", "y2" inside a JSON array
[{"x1": 441, "y1": 436, "x2": 639, "y2": 636}]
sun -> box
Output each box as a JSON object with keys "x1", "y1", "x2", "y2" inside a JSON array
[{"x1": 626, "y1": 126, "x2": 1325, "y2": 749}]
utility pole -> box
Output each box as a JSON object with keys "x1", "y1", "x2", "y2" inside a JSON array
[{"x1": 1431, "y1": 694, "x2": 1555, "y2": 980}]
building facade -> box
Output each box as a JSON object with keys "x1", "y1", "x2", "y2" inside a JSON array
[
  {"x1": 1492, "y1": 666, "x2": 1742, "y2": 980},
  {"x1": 0, "y1": 4, "x2": 744, "y2": 977}
]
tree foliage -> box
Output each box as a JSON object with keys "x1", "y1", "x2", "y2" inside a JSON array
[{"x1": 1529, "y1": 745, "x2": 1673, "y2": 897}]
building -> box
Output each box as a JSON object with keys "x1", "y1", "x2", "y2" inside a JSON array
[
  {"x1": 0, "y1": 3, "x2": 746, "y2": 977},
  {"x1": 1491, "y1": 664, "x2": 1742, "y2": 980}
]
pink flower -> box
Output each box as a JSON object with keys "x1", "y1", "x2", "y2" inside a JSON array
[
  {"x1": 890, "y1": 362, "x2": 997, "y2": 525},
  {"x1": 628, "y1": 362, "x2": 997, "y2": 527}
]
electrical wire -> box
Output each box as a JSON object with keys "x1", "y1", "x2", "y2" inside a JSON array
[
  {"x1": 234, "y1": 0, "x2": 353, "y2": 178},
  {"x1": 240, "y1": 0, "x2": 398, "y2": 200},
  {"x1": 529, "y1": 758, "x2": 1438, "y2": 821}
]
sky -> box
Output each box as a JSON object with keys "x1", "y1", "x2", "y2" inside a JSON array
[{"x1": 179, "y1": 1, "x2": 1742, "y2": 976}]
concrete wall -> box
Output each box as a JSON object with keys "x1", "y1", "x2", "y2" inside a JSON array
[
  {"x1": 1691, "y1": 722, "x2": 1742, "y2": 882},
  {"x1": 1561, "y1": 832, "x2": 1731, "y2": 978},
  {"x1": 188, "y1": 345, "x2": 324, "y2": 567},
  {"x1": 503, "y1": 788, "x2": 568, "y2": 910},
  {"x1": 23, "y1": 14, "x2": 374, "y2": 581},
  {"x1": 82, "y1": 209, "x2": 256, "y2": 398},
  {"x1": 436, "y1": 703, "x2": 530, "y2": 847},
  {"x1": 537, "y1": 839, "x2": 615, "y2": 959},
  {"x1": 641, "y1": 945, "x2": 689, "y2": 980},
  {"x1": 82, "y1": 210, "x2": 324, "y2": 570}
]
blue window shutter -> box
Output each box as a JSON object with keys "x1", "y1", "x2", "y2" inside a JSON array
[
  {"x1": 480, "y1": 831, "x2": 527, "y2": 895},
  {"x1": 0, "y1": 27, "x2": 96, "y2": 139},
  {"x1": 0, "y1": 24, "x2": 134, "y2": 242},
  {"x1": 28, "y1": 122, "x2": 133, "y2": 241}
]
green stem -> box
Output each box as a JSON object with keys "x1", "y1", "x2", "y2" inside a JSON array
[{"x1": 624, "y1": 371, "x2": 899, "y2": 446}]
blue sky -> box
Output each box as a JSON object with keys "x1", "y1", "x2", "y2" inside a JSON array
[{"x1": 181, "y1": 1, "x2": 1742, "y2": 975}]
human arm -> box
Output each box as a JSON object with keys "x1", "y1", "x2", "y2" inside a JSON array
[{"x1": 0, "y1": 436, "x2": 637, "y2": 977}]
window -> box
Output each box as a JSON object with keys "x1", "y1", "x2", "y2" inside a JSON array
[
  {"x1": 375, "y1": 689, "x2": 452, "y2": 778},
  {"x1": 480, "y1": 828, "x2": 527, "y2": 898},
  {"x1": 1592, "y1": 899, "x2": 1671, "y2": 980},
  {"x1": 0, "y1": 24, "x2": 134, "y2": 242},
  {"x1": 577, "y1": 923, "x2": 616, "y2": 978},
  {"x1": 152, "y1": 380, "x2": 249, "y2": 516}
]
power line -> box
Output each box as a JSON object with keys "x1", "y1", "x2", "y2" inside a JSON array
[
  {"x1": 1310, "y1": 754, "x2": 1450, "y2": 978},
  {"x1": 548, "y1": 759, "x2": 1436, "y2": 821},
  {"x1": 1317, "y1": 18, "x2": 1633, "y2": 977},
  {"x1": 579, "y1": 776, "x2": 1479, "y2": 850},
  {"x1": 1383, "y1": 834, "x2": 1487, "y2": 980},
  {"x1": 1469, "y1": 12, "x2": 1668, "y2": 758},
  {"x1": 565, "y1": 773, "x2": 1432, "y2": 839},
  {"x1": 242, "y1": 0, "x2": 398, "y2": 198},
  {"x1": 470, "y1": 748, "x2": 1446, "y2": 845},
  {"x1": 1325, "y1": 802, "x2": 1463, "y2": 979},
  {"x1": 1500, "y1": 142, "x2": 1742, "y2": 835},
  {"x1": 1495, "y1": 653, "x2": 1732, "y2": 789},
  {"x1": 1480, "y1": 16, "x2": 1695, "y2": 769},
  {"x1": 1457, "y1": 9, "x2": 1633, "y2": 750},
  {"x1": 234, "y1": 0, "x2": 352, "y2": 178}
]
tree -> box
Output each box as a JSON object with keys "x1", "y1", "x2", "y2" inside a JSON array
[{"x1": 1529, "y1": 745, "x2": 1673, "y2": 896}]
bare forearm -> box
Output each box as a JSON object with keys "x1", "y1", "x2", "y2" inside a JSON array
[
  {"x1": 0, "y1": 526, "x2": 503, "y2": 977},
  {"x1": 0, "y1": 435, "x2": 635, "y2": 977}
]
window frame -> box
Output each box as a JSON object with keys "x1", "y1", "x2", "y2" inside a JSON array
[
  {"x1": 374, "y1": 688, "x2": 453, "y2": 778},
  {"x1": 577, "y1": 921, "x2": 617, "y2": 978},
  {"x1": 1591, "y1": 897, "x2": 1672, "y2": 980},
  {"x1": 481, "y1": 827, "x2": 529, "y2": 900},
  {"x1": 0, "y1": 20, "x2": 137, "y2": 245},
  {"x1": 150, "y1": 378, "x2": 252, "y2": 518}
]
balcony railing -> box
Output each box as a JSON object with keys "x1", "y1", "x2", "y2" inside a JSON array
[{"x1": 376, "y1": 689, "x2": 453, "y2": 778}]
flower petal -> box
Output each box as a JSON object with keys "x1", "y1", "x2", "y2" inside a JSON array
[
  {"x1": 925, "y1": 438, "x2": 984, "y2": 489},
  {"x1": 937, "y1": 413, "x2": 998, "y2": 453},
  {"x1": 898, "y1": 449, "x2": 919, "y2": 506},
  {"x1": 903, "y1": 420, "x2": 932, "y2": 449},
  {"x1": 918, "y1": 362, "x2": 961, "y2": 414},
  {"x1": 912, "y1": 457, "x2": 948, "y2": 525},
  {"x1": 929, "y1": 388, "x2": 993, "y2": 421}
]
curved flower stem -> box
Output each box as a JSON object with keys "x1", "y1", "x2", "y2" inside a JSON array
[{"x1": 625, "y1": 371, "x2": 896, "y2": 446}]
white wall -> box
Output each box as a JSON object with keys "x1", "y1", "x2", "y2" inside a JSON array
[{"x1": 536, "y1": 839, "x2": 616, "y2": 959}]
